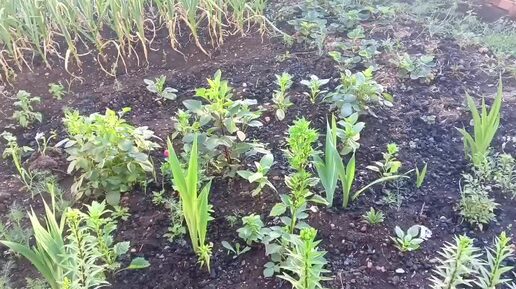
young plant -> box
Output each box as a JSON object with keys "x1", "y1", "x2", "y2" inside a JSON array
[
  {"x1": 392, "y1": 224, "x2": 432, "y2": 252},
  {"x1": 0, "y1": 203, "x2": 32, "y2": 246},
  {"x1": 279, "y1": 228, "x2": 331, "y2": 289},
  {"x1": 144, "y1": 75, "x2": 178, "y2": 101},
  {"x1": 415, "y1": 162, "x2": 428, "y2": 188},
  {"x1": 237, "y1": 153, "x2": 276, "y2": 196},
  {"x1": 429, "y1": 235, "x2": 482, "y2": 289},
  {"x1": 362, "y1": 207, "x2": 385, "y2": 225},
  {"x1": 221, "y1": 241, "x2": 251, "y2": 259},
  {"x1": 313, "y1": 117, "x2": 340, "y2": 207},
  {"x1": 237, "y1": 214, "x2": 265, "y2": 245},
  {"x1": 367, "y1": 143, "x2": 402, "y2": 177},
  {"x1": 1, "y1": 131, "x2": 35, "y2": 190},
  {"x1": 164, "y1": 197, "x2": 186, "y2": 243},
  {"x1": 48, "y1": 82, "x2": 66, "y2": 100},
  {"x1": 300, "y1": 75, "x2": 330, "y2": 103},
  {"x1": 272, "y1": 72, "x2": 294, "y2": 120},
  {"x1": 1, "y1": 201, "x2": 68, "y2": 289},
  {"x1": 166, "y1": 135, "x2": 213, "y2": 271},
  {"x1": 325, "y1": 68, "x2": 393, "y2": 118},
  {"x1": 12, "y1": 90, "x2": 42, "y2": 128},
  {"x1": 395, "y1": 53, "x2": 436, "y2": 81},
  {"x1": 459, "y1": 173, "x2": 498, "y2": 230},
  {"x1": 336, "y1": 113, "x2": 364, "y2": 155},
  {"x1": 493, "y1": 153, "x2": 516, "y2": 197},
  {"x1": 174, "y1": 70, "x2": 264, "y2": 176},
  {"x1": 475, "y1": 232, "x2": 514, "y2": 288},
  {"x1": 61, "y1": 108, "x2": 159, "y2": 205},
  {"x1": 286, "y1": 118, "x2": 319, "y2": 172},
  {"x1": 457, "y1": 79, "x2": 503, "y2": 168}
]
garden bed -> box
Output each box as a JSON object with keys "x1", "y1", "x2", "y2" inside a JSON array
[{"x1": 1, "y1": 1, "x2": 515, "y2": 289}]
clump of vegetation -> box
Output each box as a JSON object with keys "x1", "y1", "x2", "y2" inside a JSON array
[
  {"x1": 172, "y1": 70, "x2": 265, "y2": 177},
  {"x1": 1, "y1": 131, "x2": 35, "y2": 190},
  {"x1": 391, "y1": 224, "x2": 432, "y2": 252},
  {"x1": 48, "y1": 82, "x2": 66, "y2": 100},
  {"x1": 457, "y1": 79, "x2": 503, "y2": 168},
  {"x1": 430, "y1": 232, "x2": 514, "y2": 289},
  {"x1": 394, "y1": 53, "x2": 436, "y2": 81},
  {"x1": 166, "y1": 135, "x2": 213, "y2": 271},
  {"x1": 279, "y1": 228, "x2": 331, "y2": 289},
  {"x1": 12, "y1": 90, "x2": 42, "y2": 128},
  {"x1": 0, "y1": 200, "x2": 149, "y2": 289},
  {"x1": 272, "y1": 72, "x2": 294, "y2": 120},
  {"x1": 0, "y1": 203, "x2": 32, "y2": 246},
  {"x1": 61, "y1": 108, "x2": 159, "y2": 205},
  {"x1": 459, "y1": 173, "x2": 498, "y2": 229},
  {"x1": 362, "y1": 207, "x2": 385, "y2": 225},
  {"x1": 300, "y1": 75, "x2": 330, "y2": 103},
  {"x1": 144, "y1": 75, "x2": 178, "y2": 101},
  {"x1": 237, "y1": 153, "x2": 276, "y2": 196},
  {"x1": 325, "y1": 68, "x2": 393, "y2": 118}
]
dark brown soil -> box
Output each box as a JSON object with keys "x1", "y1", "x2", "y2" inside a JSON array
[{"x1": 1, "y1": 4, "x2": 515, "y2": 289}]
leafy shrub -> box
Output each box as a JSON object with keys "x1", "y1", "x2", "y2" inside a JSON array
[
  {"x1": 12, "y1": 90, "x2": 42, "y2": 128},
  {"x1": 61, "y1": 108, "x2": 159, "y2": 205},
  {"x1": 459, "y1": 173, "x2": 498, "y2": 229},
  {"x1": 394, "y1": 53, "x2": 436, "y2": 80},
  {"x1": 0, "y1": 200, "x2": 148, "y2": 289},
  {"x1": 430, "y1": 232, "x2": 514, "y2": 289},
  {"x1": 172, "y1": 70, "x2": 265, "y2": 176},
  {"x1": 325, "y1": 68, "x2": 392, "y2": 118}
]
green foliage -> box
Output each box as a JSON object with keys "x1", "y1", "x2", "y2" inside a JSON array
[
  {"x1": 0, "y1": 260, "x2": 14, "y2": 289},
  {"x1": 164, "y1": 197, "x2": 186, "y2": 243},
  {"x1": 0, "y1": 199, "x2": 148, "y2": 289},
  {"x1": 144, "y1": 75, "x2": 178, "y2": 101},
  {"x1": 173, "y1": 70, "x2": 264, "y2": 176},
  {"x1": 166, "y1": 135, "x2": 213, "y2": 271},
  {"x1": 335, "y1": 113, "x2": 364, "y2": 155},
  {"x1": 313, "y1": 117, "x2": 340, "y2": 207},
  {"x1": 237, "y1": 153, "x2": 276, "y2": 196},
  {"x1": 12, "y1": 90, "x2": 42, "y2": 128},
  {"x1": 0, "y1": 200, "x2": 68, "y2": 289},
  {"x1": 394, "y1": 53, "x2": 436, "y2": 81},
  {"x1": 0, "y1": 203, "x2": 32, "y2": 246},
  {"x1": 362, "y1": 207, "x2": 384, "y2": 225},
  {"x1": 287, "y1": 4, "x2": 328, "y2": 55},
  {"x1": 1, "y1": 131, "x2": 35, "y2": 190},
  {"x1": 459, "y1": 173, "x2": 498, "y2": 229},
  {"x1": 329, "y1": 39, "x2": 380, "y2": 71},
  {"x1": 286, "y1": 118, "x2": 319, "y2": 171},
  {"x1": 492, "y1": 153, "x2": 516, "y2": 197},
  {"x1": 415, "y1": 162, "x2": 428, "y2": 189},
  {"x1": 237, "y1": 214, "x2": 265, "y2": 245},
  {"x1": 475, "y1": 232, "x2": 514, "y2": 288},
  {"x1": 62, "y1": 108, "x2": 159, "y2": 205},
  {"x1": 457, "y1": 79, "x2": 503, "y2": 168},
  {"x1": 279, "y1": 228, "x2": 331, "y2": 289},
  {"x1": 273, "y1": 72, "x2": 294, "y2": 120},
  {"x1": 367, "y1": 143, "x2": 402, "y2": 177},
  {"x1": 48, "y1": 82, "x2": 66, "y2": 100},
  {"x1": 221, "y1": 241, "x2": 251, "y2": 259},
  {"x1": 391, "y1": 224, "x2": 432, "y2": 252},
  {"x1": 300, "y1": 75, "x2": 330, "y2": 103},
  {"x1": 325, "y1": 68, "x2": 393, "y2": 118},
  {"x1": 429, "y1": 235, "x2": 482, "y2": 289}
]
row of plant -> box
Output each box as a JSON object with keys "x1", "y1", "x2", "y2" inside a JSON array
[
  {"x1": 2, "y1": 64, "x2": 515, "y2": 287},
  {"x1": 0, "y1": 0, "x2": 270, "y2": 80}
]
